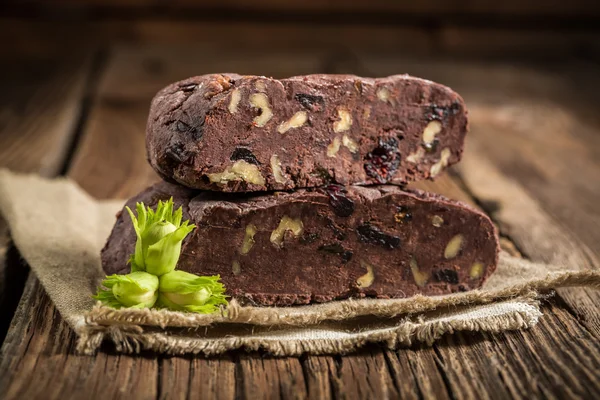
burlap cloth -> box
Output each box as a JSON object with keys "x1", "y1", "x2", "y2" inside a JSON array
[{"x1": 1, "y1": 169, "x2": 599, "y2": 356}]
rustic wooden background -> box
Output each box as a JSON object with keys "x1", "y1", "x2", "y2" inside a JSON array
[{"x1": 0, "y1": 1, "x2": 599, "y2": 398}]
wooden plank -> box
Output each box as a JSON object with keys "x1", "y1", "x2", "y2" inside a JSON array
[
  {"x1": 434, "y1": 303, "x2": 600, "y2": 400},
  {"x1": 0, "y1": 44, "x2": 163, "y2": 399},
  {"x1": 237, "y1": 356, "x2": 307, "y2": 399},
  {"x1": 335, "y1": 350, "x2": 400, "y2": 399},
  {"x1": 0, "y1": 54, "x2": 89, "y2": 175},
  {"x1": 0, "y1": 277, "x2": 159, "y2": 399},
  {"x1": 5, "y1": 0, "x2": 600, "y2": 16},
  {"x1": 97, "y1": 45, "x2": 324, "y2": 100},
  {"x1": 2, "y1": 44, "x2": 600, "y2": 400},
  {"x1": 438, "y1": 27, "x2": 600, "y2": 60},
  {"x1": 159, "y1": 356, "x2": 236, "y2": 400},
  {"x1": 300, "y1": 356, "x2": 338, "y2": 400},
  {"x1": 68, "y1": 99, "x2": 159, "y2": 199},
  {"x1": 0, "y1": 51, "x2": 93, "y2": 342}
]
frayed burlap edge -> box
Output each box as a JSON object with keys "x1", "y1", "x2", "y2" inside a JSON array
[
  {"x1": 83, "y1": 269, "x2": 600, "y2": 329},
  {"x1": 76, "y1": 298, "x2": 542, "y2": 356},
  {"x1": 76, "y1": 268, "x2": 600, "y2": 356}
]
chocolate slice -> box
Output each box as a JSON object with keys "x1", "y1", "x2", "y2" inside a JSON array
[
  {"x1": 102, "y1": 182, "x2": 499, "y2": 306},
  {"x1": 146, "y1": 74, "x2": 468, "y2": 192}
]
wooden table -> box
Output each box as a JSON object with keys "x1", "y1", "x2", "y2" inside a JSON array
[{"x1": 0, "y1": 18, "x2": 599, "y2": 399}]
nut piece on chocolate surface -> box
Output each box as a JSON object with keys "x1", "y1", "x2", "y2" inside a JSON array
[
  {"x1": 410, "y1": 258, "x2": 429, "y2": 287},
  {"x1": 270, "y1": 154, "x2": 288, "y2": 183},
  {"x1": 357, "y1": 261, "x2": 375, "y2": 288},
  {"x1": 342, "y1": 135, "x2": 359, "y2": 153},
  {"x1": 228, "y1": 88, "x2": 241, "y2": 114},
  {"x1": 333, "y1": 109, "x2": 352, "y2": 133},
  {"x1": 208, "y1": 160, "x2": 266, "y2": 186},
  {"x1": 270, "y1": 216, "x2": 304, "y2": 248},
  {"x1": 240, "y1": 224, "x2": 258, "y2": 255},
  {"x1": 255, "y1": 80, "x2": 267, "y2": 92},
  {"x1": 278, "y1": 111, "x2": 308, "y2": 134},
  {"x1": 444, "y1": 234, "x2": 464, "y2": 259},
  {"x1": 376, "y1": 87, "x2": 391, "y2": 103},
  {"x1": 406, "y1": 147, "x2": 425, "y2": 164},
  {"x1": 232, "y1": 260, "x2": 242, "y2": 276},
  {"x1": 430, "y1": 148, "x2": 452, "y2": 177},
  {"x1": 470, "y1": 262, "x2": 484, "y2": 279},
  {"x1": 423, "y1": 120, "x2": 442, "y2": 145},
  {"x1": 249, "y1": 92, "x2": 273, "y2": 127},
  {"x1": 431, "y1": 215, "x2": 444, "y2": 227},
  {"x1": 327, "y1": 137, "x2": 341, "y2": 157}
]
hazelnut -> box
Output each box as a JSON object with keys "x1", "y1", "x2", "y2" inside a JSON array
[
  {"x1": 270, "y1": 154, "x2": 288, "y2": 184},
  {"x1": 327, "y1": 136, "x2": 341, "y2": 157},
  {"x1": 342, "y1": 134, "x2": 359, "y2": 153},
  {"x1": 431, "y1": 215, "x2": 444, "y2": 227},
  {"x1": 278, "y1": 111, "x2": 308, "y2": 134},
  {"x1": 270, "y1": 216, "x2": 304, "y2": 248},
  {"x1": 232, "y1": 260, "x2": 242, "y2": 276},
  {"x1": 406, "y1": 147, "x2": 425, "y2": 164},
  {"x1": 357, "y1": 260, "x2": 375, "y2": 288},
  {"x1": 444, "y1": 234, "x2": 464, "y2": 259},
  {"x1": 410, "y1": 258, "x2": 428, "y2": 287},
  {"x1": 239, "y1": 224, "x2": 258, "y2": 255},
  {"x1": 422, "y1": 121, "x2": 442, "y2": 145},
  {"x1": 333, "y1": 109, "x2": 352, "y2": 133},
  {"x1": 470, "y1": 262, "x2": 484, "y2": 279},
  {"x1": 249, "y1": 93, "x2": 273, "y2": 127},
  {"x1": 207, "y1": 160, "x2": 266, "y2": 186},
  {"x1": 430, "y1": 148, "x2": 451, "y2": 177},
  {"x1": 228, "y1": 88, "x2": 241, "y2": 114}
]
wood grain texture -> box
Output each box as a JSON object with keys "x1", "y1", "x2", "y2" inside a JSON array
[
  {"x1": 5, "y1": 0, "x2": 600, "y2": 16},
  {"x1": 0, "y1": 51, "x2": 92, "y2": 175},
  {"x1": 2, "y1": 40, "x2": 600, "y2": 399},
  {"x1": 0, "y1": 51, "x2": 93, "y2": 342}
]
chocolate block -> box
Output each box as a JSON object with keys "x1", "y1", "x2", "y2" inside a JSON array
[
  {"x1": 102, "y1": 182, "x2": 499, "y2": 306},
  {"x1": 146, "y1": 74, "x2": 468, "y2": 192}
]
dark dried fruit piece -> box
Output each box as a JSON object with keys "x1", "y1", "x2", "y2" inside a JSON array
[
  {"x1": 364, "y1": 138, "x2": 401, "y2": 184},
  {"x1": 300, "y1": 232, "x2": 320, "y2": 244},
  {"x1": 323, "y1": 184, "x2": 355, "y2": 217},
  {"x1": 318, "y1": 243, "x2": 353, "y2": 263},
  {"x1": 165, "y1": 142, "x2": 192, "y2": 164},
  {"x1": 176, "y1": 120, "x2": 192, "y2": 133},
  {"x1": 425, "y1": 102, "x2": 462, "y2": 121},
  {"x1": 324, "y1": 217, "x2": 346, "y2": 241},
  {"x1": 174, "y1": 119, "x2": 202, "y2": 141},
  {"x1": 433, "y1": 269, "x2": 459, "y2": 284},
  {"x1": 295, "y1": 93, "x2": 325, "y2": 112},
  {"x1": 356, "y1": 223, "x2": 401, "y2": 249},
  {"x1": 313, "y1": 166, "x2": 333, "y2": 183},
  {"x1": 394, "y1": 206, "x2": 412, "y2": 224},
  {"x1": 230, "y1": 147, "x2": 260, "y2": 165}
]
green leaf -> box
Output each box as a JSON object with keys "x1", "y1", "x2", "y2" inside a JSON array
[{"x1": 92, "y1": 288, "x2": 123, "y2": 309}]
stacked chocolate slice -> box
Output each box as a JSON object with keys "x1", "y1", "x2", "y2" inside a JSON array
[{"x1": 102, "y1": 74, "x2": 499, "y2": 306}]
